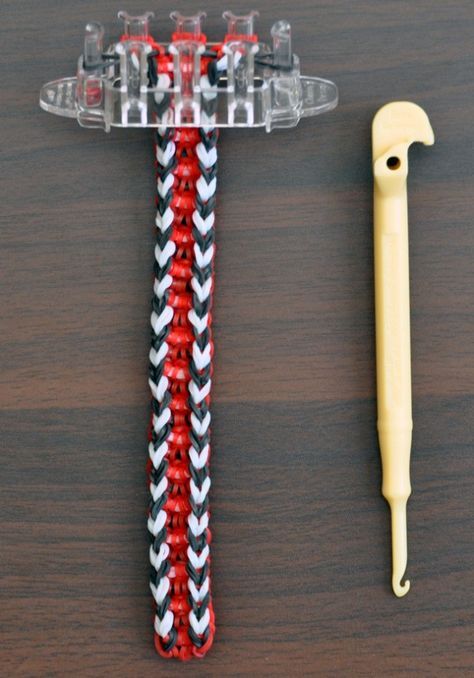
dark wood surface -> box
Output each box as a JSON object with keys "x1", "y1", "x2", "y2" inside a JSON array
[{"x1": 1, "y1": 1, "x2": 473, "y2": 675}]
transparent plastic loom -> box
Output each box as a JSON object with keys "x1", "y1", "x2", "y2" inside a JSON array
[{"x1": 39, "y1": 10, "x2": 338, "y2": 132}]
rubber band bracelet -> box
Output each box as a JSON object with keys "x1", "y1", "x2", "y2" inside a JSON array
[{"x1": 39, "y1": 9, "x2": 338, "y2": 660}]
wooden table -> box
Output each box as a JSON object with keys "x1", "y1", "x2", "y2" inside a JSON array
[{"x1": 1, "y1": 1, "x2": 473, "y2": 675}]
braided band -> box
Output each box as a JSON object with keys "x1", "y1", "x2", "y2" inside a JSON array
[
  {"x1": 147, "y1": 30, "x2": 253, "y2": 661},
  {"x1": 149, "y1": 120, "x2": 217, "y2": 659}
]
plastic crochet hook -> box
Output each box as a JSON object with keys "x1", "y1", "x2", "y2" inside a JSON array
[{"x1": 372, "y1": 102, "x2": 434, "y2": 597}]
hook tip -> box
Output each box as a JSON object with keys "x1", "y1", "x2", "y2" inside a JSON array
[{"x1": 393, "y1": 577, "x2": 410, "y2": 597}]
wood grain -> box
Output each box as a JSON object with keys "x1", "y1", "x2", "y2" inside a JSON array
[{"x1": 1, "y1": 0, "x2": 473, "y2": 675}]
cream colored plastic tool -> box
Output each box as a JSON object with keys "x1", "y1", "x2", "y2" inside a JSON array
[{"x1": 372, "y1": 102, "x2": 434, "y2": 597}]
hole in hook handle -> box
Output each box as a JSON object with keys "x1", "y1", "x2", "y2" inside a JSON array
[{"x1": 387, "y1": 156, "x2": 401, "y2": 170}]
